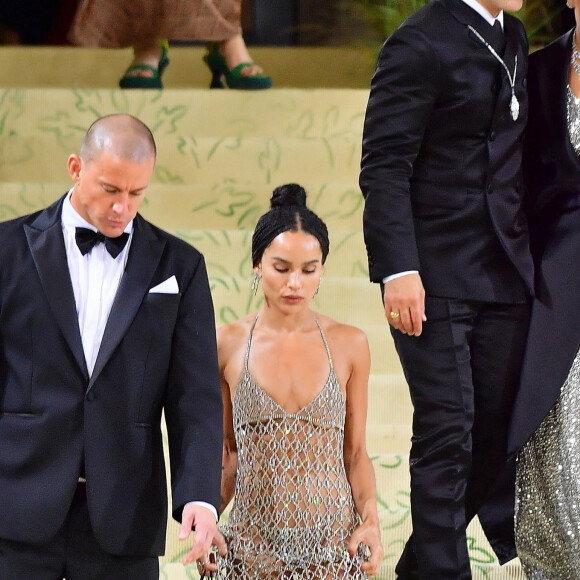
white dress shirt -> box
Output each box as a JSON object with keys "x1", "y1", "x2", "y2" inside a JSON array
[
  {"x1": 383, "y1": 0, "x2": 504, "y2": 286},
  {"x1": 61, "y1": 191, "x2": 133, "y2": 376},
  {"x1": 461, "y1": 0, "x2": 504, "y2": 28}
]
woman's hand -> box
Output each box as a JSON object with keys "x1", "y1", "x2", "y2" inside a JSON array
[{"x1": 347, "y1": 518, "x2": 384, "y2": 577}]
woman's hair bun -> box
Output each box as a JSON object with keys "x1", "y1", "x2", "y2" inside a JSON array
[{"x1": 270, "y1": 183, "x2": 307, "y2": 208}]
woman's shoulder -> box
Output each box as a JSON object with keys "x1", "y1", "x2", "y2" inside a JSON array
[
  {"x1": 217, "y1": 314, "x2": 256, "y2": 358},
  {"x1": 316, "y1": 313, "x2": 369, "y2": 351}
]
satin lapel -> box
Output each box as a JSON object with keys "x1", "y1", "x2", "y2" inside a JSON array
[
  {"x1": 88, "y1": 216, "x2": 166, "y2": 391},
  {"x1": 24, "y1": 196, "x2": 88, "y2": 379}
]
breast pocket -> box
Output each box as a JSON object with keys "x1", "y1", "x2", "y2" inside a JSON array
[{"x1": 142, "y1": 292, "x2": 181, "y2": 337}]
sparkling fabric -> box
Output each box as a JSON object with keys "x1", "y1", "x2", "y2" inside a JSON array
[
  {"x1": 216, "y1": 316, "x2": 367, "y2": 579},
  {"x1": 515, "y1": 345, "x2": 580, "y2": 578},
  {"x1": 568, "y1": 85, "x2": 580, "y2": 156}
]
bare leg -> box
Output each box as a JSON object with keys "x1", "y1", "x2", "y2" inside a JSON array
[
  {"x1": 124, "y1": 42, "x2": 164, "y2": 78},
  {"x1": 218, "y1": 34, "x2": 263, "y2": 76}
]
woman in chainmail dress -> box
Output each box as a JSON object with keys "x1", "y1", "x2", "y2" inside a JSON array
[
  {"x1": 197, "y1": 184, "x2": 383, "y2": 579},
  {"x1": 508, "y1": 2, "x2": 580, "y2": 578}
]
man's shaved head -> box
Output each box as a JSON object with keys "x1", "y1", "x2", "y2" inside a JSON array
[
  {"x1": 79, "y1": 114, "x2": 156, "y2": 165},
  {"x1": 67, "y1": 114, "x2": 156, "y2": 238}
]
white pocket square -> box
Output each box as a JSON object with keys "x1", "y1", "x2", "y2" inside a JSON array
[{"x1": 149, "y1": 275, "x2": 179, "y2": 294}]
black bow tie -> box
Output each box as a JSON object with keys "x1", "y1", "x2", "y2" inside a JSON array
[{"x1": 75, "y1": 227, "x2": 130, "y2": 258}]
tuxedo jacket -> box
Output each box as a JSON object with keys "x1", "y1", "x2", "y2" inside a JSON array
[
  {"x1": 508, "y1": 30, "x2": 580, "y2": 455},
  {"x1": 0, "y1": 194, "x2": 223, "y2": 556},
  {"x1": 360, "y1": 0, "x2": 534, "y2": 301}
]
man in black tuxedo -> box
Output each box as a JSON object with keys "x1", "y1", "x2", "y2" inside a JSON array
[
  {"x1": 360, "y1": 0, "x2": 534, "y2": 578},
  {"x1": 0, "y1": 114, "x2": 226, "y2": 579}
]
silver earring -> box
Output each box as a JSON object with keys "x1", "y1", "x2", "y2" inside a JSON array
[
  {"x1": 251, "y1": 273, "x2": 260, "y2": 296},
  {"x1": 315, "y1": 278, "x2": 322, "y2": 296}
]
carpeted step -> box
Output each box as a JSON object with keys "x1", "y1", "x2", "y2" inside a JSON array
[
  {"x1": 0, "y1": 87, "x2": 368, "y2": 134},
  {"x1": 0, "y1": 181, "x2": 366, "y2": 231},
  {"x1": 0, "y1": 47, "x2": 375, "y2": 89},
  {"x1": 0, "y1": 133, "x2": 365, "y2": 184},
  {"x1": 0, "y1": 87, "x2": 368, "y2": 184},
  {"x1": 368, "y1": 374, "x2": 412, "y2": 427}
]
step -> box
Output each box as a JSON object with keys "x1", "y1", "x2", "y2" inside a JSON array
[
  {"x1": 367, "y1": 374, "x2": 412, "y2": 427},
  {"x1": 367, "y1": 423, "x2": 411, "y2": 454},
  {"x1": 0, "y1": 133, "x2": 364, "y2": 184},
  {"x1": 0, "y1": 87, "x2": 369, "y2": 135},
  {"x1": 0, "y1": 181, "x2": 366, "y2": 231},
  {"x1": 0, "y1": 47, "x2": 376, "y2": 89}
]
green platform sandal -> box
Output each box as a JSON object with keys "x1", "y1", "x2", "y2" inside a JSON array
[
  {"x1": 203, "y1": 43, "x2": 272, "y2": 90},
  {"x1": 119, "y1": 43, "x2": 170, "y2": 89}
]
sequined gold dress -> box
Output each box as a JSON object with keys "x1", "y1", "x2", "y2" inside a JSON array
[
  {"x1": 216, "y1": 316, "x2": 367, "y2": 579},
  {"x1": 514, "y1": 86, "x2": 580, "y2": 580}
]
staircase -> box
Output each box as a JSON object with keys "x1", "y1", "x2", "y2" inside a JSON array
[{"x1": 0, "y1": 48, "x2": 525, "y2": 579}]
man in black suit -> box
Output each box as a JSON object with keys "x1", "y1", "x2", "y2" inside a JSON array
[
  {"x1": 0, "y1": 114, "x2": 226, "y2": 579},
  {"x1": 360, "y1": 0, "x2": 534, "y2": 578}
]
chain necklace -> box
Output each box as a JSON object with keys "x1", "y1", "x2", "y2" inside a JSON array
[
  {"x1": 571, "y1": 31, "x2": 580, "y2": 76},
  {"x1": 467, "y1": 24, "x2": 519, "y2": 121}
]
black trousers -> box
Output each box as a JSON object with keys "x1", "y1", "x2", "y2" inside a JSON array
[
  {"x1": 392, "y1": 296, "x2": 530, "y2": 580},
  {"x1": 0, "y1": 483, "x2": 159, "y2": 580}
]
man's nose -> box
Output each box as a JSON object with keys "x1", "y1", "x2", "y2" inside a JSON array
[{"x1": 112, "y1": 194, "x2": 129, "y2": 214}]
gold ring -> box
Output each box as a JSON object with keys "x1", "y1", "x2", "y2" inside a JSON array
[{"x1": 389, "y1": 311, "x2": 400, "y2": 318}]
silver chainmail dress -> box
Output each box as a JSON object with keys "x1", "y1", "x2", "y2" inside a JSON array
[
  {"x1": 215, "y1": 315, "x2": 368, "y2": 579},
  {"x1": 514, "y1": 86, "x2": 580, "y2": 579}
]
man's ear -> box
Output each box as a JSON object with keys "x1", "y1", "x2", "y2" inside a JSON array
[{"x1": 67, "y1": 154, "x2": 82, "y2": 182}]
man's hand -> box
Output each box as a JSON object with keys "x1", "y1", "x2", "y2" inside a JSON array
[
  {"x1": 179, "y1": 503, "x2": 227, "y2": 573},
  {"x1": 384, "y1": 273, "x2": 426, "y2": 336}
]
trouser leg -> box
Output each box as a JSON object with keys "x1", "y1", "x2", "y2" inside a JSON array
[{"x1": 394, "y1": 298, "x2": 529, "y2": 579}]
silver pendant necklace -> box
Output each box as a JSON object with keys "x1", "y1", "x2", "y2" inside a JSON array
[{"x1": 467, "y1": 24, "x2": 519, "y2": 121}]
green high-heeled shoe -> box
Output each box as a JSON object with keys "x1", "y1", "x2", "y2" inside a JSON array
[
  {"x1": 119, "y1": 42, "x2": 170, "y2": 89},
  {"x1": 203, "y1": 42, "x2": 272, "y2": 90}
]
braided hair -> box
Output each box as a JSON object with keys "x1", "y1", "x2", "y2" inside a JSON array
[{"x1": 251, "y1": 184, "x2": 330, "y2": 267}]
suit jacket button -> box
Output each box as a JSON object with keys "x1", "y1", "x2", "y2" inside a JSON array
[
  {"x1": 489, "y1": 131, "x2": 496, "y2": 142},
  {"x1": 86, "y1": 392, "x2": 95, "y2": 401},
  {"x1": 487, "y1": 184, "x2": 493, "y2": 194}
]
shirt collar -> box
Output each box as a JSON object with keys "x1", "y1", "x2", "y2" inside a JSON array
[
  {"x1": 62, "y1": 189, "x2": 134, "y2": 235},
  {"x1": 461, "y1": 0, "x2": 504, "y2": 29}
]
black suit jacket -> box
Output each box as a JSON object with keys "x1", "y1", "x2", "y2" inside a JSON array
[
  {"x1": 0, "y1": 194, "x2": 223, "y2": 556},
  {"x1": 360, "y1": 0, "x2": 533, "y2": 301},
  {"x1": 508, "y1": 30, "x2": 580, "y2": 455}
]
